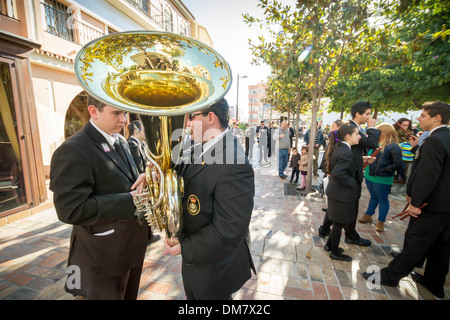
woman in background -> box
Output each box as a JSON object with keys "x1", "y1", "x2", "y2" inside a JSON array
[{"x1": 358, "y1": 123, "x2": 405, "y2": 232}]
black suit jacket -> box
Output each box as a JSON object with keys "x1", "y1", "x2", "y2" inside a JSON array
[
  {"x1": 407, "y1": 126, "x2": 450, "y2": 212},
  {"x1": 127, "y1": 137, "x2": 146, "y2": 174},
  {"x1": 326, "y1": 143, "x2": 358, "y2": 223},
  {"x1": 348, "y1": 120, "x2": 381, "y2": 183},
  {"x1": 49, "y1": 121, "x2": 148, "y2": 290},
  {"x1": 179, "y1": 130, "x2": 256, "y2": 299}
]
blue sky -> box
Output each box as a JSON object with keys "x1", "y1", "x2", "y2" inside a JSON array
[{"x1": 182, "y1": 0, "x2": 277, "y2": 116}]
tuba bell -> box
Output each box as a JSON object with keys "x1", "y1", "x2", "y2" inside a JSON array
[{"x1": 74, "y1": 31, "x2": 232, "y2": 244}]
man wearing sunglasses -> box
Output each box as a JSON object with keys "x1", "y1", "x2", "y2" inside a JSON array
[{"x1": 164, "y1": 99, "x2": 256, "y2": 300}]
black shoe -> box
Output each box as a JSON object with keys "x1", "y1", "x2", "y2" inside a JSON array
[
  {"x1": 411, "y1": 272, "x2": 445, "y2": 298},
  {"x1": 324, "y1": 245, "x2": 344, "y2": 253},
  {"x1": 279, "y1": 175, "x2": 286, "y2": 179},
  {"x1": 318, "y1": 226, "x2": 330, "y2": 238},
  {"x1": 362, "y1": 271, "x2": 399, "y2": 287},
  {"x1": 330, "y1": 252, "x2": 352, "y2": 262},
  {"x1": 345, "y1": 237, "x2": 371, "y2": 246},
  {"x1": 321, "y1": 208, "x2": 327, "y2": 212}
]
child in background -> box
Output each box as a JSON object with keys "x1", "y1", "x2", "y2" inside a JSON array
[
  {"x1": 297, "y1": 146, "x2": 309, "y2": 190},
  {"x1": 289, "y1": 147, "x2": 301, "y2": 184}
]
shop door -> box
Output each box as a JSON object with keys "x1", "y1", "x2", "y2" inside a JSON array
[{"x1": 0, "y1": 58, "x2": 28, "y2": 214}]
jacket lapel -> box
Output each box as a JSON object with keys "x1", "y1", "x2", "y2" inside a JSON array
[
  {"x1": 84, "y1": 121, "x2": 136, "y2": 182},
  {"x1": 182, "y1": 131, "x2": 233, "y2": 188}
]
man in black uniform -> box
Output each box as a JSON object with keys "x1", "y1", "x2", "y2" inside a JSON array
[
  {"x1": 363, "y1": 101, "x2": 450, "y2": 298},
  {"x1": 163, "y1": 99, "x2": 256, "y2": 300},
  {"x1": 50, "y1": 96, "x2": 148, "y2": 299},
  {"x1": 345, "y1": 101, "x2": 380, "y2": 246},
  {"x1": 318, "y1": 102, "x2": 380, "y2": 245}
]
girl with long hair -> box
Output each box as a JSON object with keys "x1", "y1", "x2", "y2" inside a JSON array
[
  {"x1": 358, "y1": 123, "x2": 405, "y2": 231},
  {"x1": 324, "y1": 124, "x2": 361, "y2": 262}
]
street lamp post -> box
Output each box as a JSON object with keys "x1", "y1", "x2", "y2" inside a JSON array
[{"x1": 236, "y1": 74, "x2": 247, "y2": 121}]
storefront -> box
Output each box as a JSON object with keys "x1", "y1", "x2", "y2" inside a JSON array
[{"x1": 0, "y1": 30, "x2": 47, "y2": 219}]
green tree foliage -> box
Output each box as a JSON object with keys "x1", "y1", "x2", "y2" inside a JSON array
[
  {"x1": 328, "y1": 0, "x2": 450, "y2": 115},
  {"x1": 244, "y1": 0, "x2": 383, "y2": 192}
]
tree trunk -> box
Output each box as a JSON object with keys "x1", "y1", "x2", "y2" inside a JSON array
[{"x1": 305, "y1": 89, "x2": 319, "y2": 194}]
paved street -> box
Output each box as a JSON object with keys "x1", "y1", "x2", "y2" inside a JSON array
[{"x1": 0, "y1": 146, "x2": 449, "y2": 300}]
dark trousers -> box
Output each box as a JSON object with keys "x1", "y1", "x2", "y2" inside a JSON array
[
  {"x1": 84, "y1": 265, "x2": 143, "y2": 300},
  {"x1": 321, "y1": 212, "x2": 333, "y2": 230},
  {"x1": 321, "y1": 182, "x2": 362, "y2": 240},
  {"x1": 326, "y1": 222, "x2": 353, "y2": 254},
  {"x1": 381, "y1": 211, "x2": 450, "y2": 290},
  {"x1": 184, "y1": 283, "x2": 232, "y2": 300},
  {"x1": 345, "y1": 181, "x2": 362, "y2": 240},
  {"x1": 245, "y1": 137, "x2": 250, "y2": 158},
  {"x1": 290, "y1": 168, "x2": 299, "y2": 183}
]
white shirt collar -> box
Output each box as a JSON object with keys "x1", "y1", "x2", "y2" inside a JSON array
[
  {"x1": 342, "y1": 141, "x2": 351, "y2": 149},
  {"x1": 350, "y1": 119, "x2": 361, "y2": 131},
  {"x1": 200, "y1": 128, "x2": 228, "y2": 158},
  {"x1": 90, "y1": 119, "x2": 119, "y2": 147},
  {"x1": 130, "y1": 136, "x2": 141, "y2": 146},
  {"x1": 429, "y1": 125, "x2": 446, "y2": 135}
]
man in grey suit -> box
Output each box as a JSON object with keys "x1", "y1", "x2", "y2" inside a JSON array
[
  {"x1": 50, "y1": 96, "x2": 148, "y2": 300},
  {"x1": 163, "y1": 99, "x2": 256, "y2": 300}
]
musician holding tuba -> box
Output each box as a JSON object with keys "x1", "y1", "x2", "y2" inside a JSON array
[
  {"x1": 163, "y1": 99, "x2": 256, "y2": 300},
  {"x1": 66, "y1": 31, "x2": 253, "y2": 300},
  {"x1": 50, "y1": 95, "x2": 149, "y2": 300}
]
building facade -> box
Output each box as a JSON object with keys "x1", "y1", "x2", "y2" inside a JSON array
[
  {"x1": 0, "y1": 0, "x2": 211, "y2": 222},
  {"x1": 248, "y1": 82, "x2": 282, "y2": 127}
]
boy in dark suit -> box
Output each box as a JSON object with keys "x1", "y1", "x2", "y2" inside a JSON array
[
  {"x1": 363, "y1": 101, "x2": 450, "y2": 298},
  {"x1": 163, "y1": 99, "x2": 256, "y2": 300},
  {"x1": 50, "y1": 96, "x2": 148, "y2": 299},
  {"x1": 345, "y1": 102, "x2": 380, "y2": 246}
]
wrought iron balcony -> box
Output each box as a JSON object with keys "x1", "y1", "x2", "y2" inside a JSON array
[{"x1": 41, "y1": 0, "x2": 105, "y2": 46}]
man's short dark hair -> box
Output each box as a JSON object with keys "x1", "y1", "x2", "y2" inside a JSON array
[
  {"x1": 87, "y1": 94, "x2": 107, "y2": 112},
  {"x1": 423, "y1": 101, "x2": 450, "y2": 125},
  {"x1": 351, "y1": 101, "x2": 372, "y2": 119},
  {"x1": 204, "y1": 98, "x2": 229, "y2": 129}
]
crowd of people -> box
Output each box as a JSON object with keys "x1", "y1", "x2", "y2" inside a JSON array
[{"x1": 49, "y1": 95, "x2": 449, "y2": 300}]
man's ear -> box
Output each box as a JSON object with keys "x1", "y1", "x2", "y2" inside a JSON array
[
  {"x1": 88, "y1": 105, "x2": 98, "y2": 119},
  {"x1": 434, "y1": 114, "x2": 443, "y2": 125},
  {"x1": 207, "y1": 111, "x2": 218, "y2": 126}
]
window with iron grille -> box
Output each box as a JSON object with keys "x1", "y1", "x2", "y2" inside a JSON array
[{"x1": 42, "y1": 0, "x2": 74, "y2": 42}]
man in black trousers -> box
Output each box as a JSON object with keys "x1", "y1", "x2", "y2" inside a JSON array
[
  {"x1": 345, "y1": 101, "x2": 380, "y2": 246},
  {"x1": 363, "y1": 101, "x2": 450, "y2": 298},
  {"x1": 50, "y1": 95, "x2": 148, "y2": 299},
  {"x1": 163, "y1": 99, "x2": 255, "y2": 300},
  {"x1": 319, "y1": 101, "x2": 380, "y2": 246}
]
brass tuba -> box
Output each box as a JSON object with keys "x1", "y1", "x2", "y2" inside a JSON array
[{"x1": 74, "y1": 31, "x2": 232, "y2": 244}]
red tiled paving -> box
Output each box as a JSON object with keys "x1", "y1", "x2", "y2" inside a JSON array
[{"x1": 0, "y1": 147, "x2": 448, "y2": 301}]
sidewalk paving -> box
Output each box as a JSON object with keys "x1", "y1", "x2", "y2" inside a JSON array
[{"x1": 0, "y1": 151, "x2": 449, "y2": 300}]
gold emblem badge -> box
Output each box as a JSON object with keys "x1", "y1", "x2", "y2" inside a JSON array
[{"x1": 187, "y1": 195, "x2": 200, "y2": 215}]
